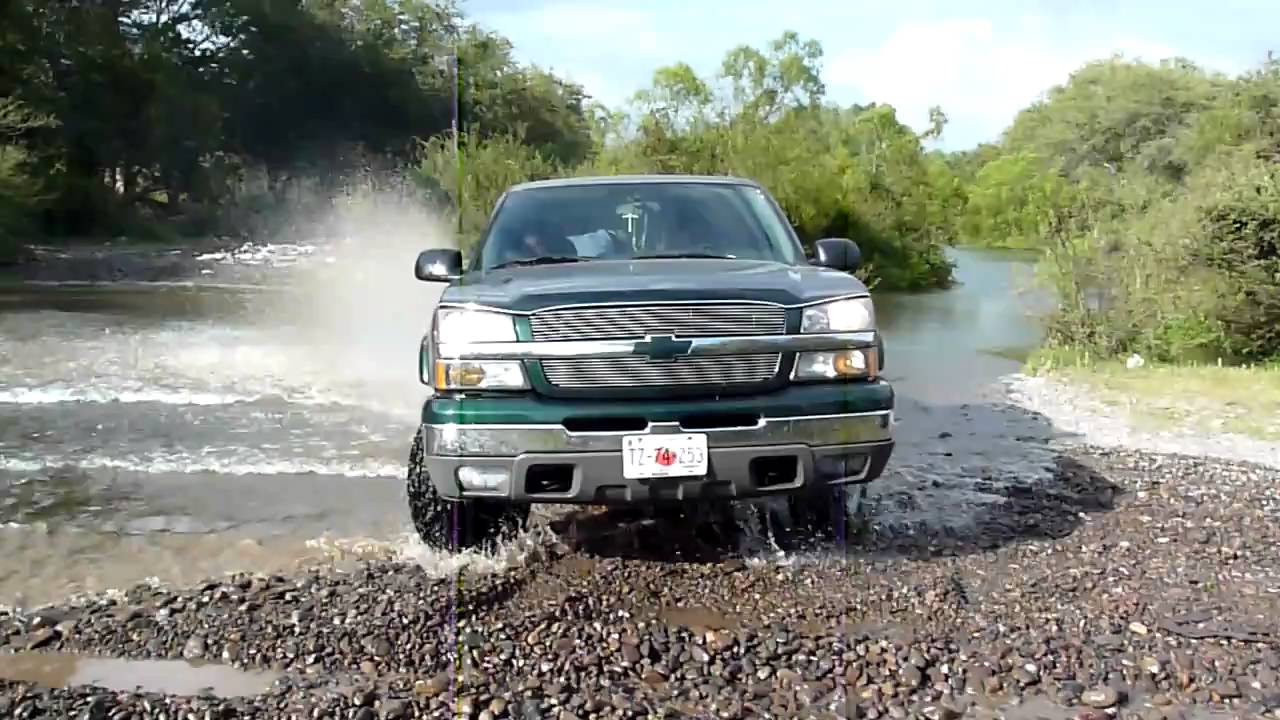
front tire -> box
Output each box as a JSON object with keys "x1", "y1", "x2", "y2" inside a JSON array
[
  {"x1": 787, "y1": 483, "x2": 871, "y2": 544},
  {"x1": 406, "y1": 429, "x2": 528, "y2": 551}
]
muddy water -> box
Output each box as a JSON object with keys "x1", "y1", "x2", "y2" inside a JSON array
[
  {"x1": 0, "y1": 651, "x2": 281, "y2": 697},
  {"x1": 870, "y1": 248, "x2": 1061, "y2": 534},
  {"x1": 0, "y1": 245, "x2": 1052, "y2": 607}
]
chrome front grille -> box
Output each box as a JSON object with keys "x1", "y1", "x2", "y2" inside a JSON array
[
  {"x1": 530, "y1": 302, "x2": 788, "y2": 389},
  {"x1": 541, "y1": 354, "x2": 782, "y2": 389},
  {"x1": 529, "y1": 302, "x2": 787, "y2": 342}
]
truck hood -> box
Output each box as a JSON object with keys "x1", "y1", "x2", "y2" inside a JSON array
[{"x1": 438, "y1": 258, "x2": 869, "y2": 312}]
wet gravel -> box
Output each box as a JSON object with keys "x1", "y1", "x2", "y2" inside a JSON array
[{"x1": 2, "y1": 447, "x2": 1280, "y2": 719}]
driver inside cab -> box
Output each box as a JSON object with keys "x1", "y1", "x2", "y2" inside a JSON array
[
  {"x1": 652, "y1": 201, "x2": 716, "y2": 256},
  {"x1": 493, "y1": 216, "x2": 579, "y2": 265}
]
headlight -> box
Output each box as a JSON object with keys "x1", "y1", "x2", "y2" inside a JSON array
[
  {"x1": 800, "y1": 297, "x2": 875, "y2": 333},
  {"x1": 426, "y1": 307, "x2": 528, "y2": 390},
  {"x1": 434, "y1": 307, "x2": 518, "y2": 344},
  {"x1": 793, "y1": 348, "x2": 879, "y2": 381},
  {"x1": 430, "y1": 359, "x2": 529, "y2": 390}
]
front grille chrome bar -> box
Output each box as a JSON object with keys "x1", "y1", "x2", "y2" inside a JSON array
[
  {"x1": 529, "y1": 303, "x2": 787, "y2": 341},
  {"x1": 435, "y1": 331, "x2": 878, "y2": 361},
  {"x1": 541, "y1": 354, "x2": 781, "y2": 388}
]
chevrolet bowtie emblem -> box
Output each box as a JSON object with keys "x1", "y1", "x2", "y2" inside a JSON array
[{"x1": 632, "y1": 335, "x2": 693, "y2": 361}]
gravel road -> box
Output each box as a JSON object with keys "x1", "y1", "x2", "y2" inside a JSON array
[{"x1": 2, "y1": 442, "x2": 1278, "y2": 719}]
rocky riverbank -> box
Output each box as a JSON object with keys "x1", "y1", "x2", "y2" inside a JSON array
[{"x1": 2, "y1": 446, "x2": 1278, "y2": 719}]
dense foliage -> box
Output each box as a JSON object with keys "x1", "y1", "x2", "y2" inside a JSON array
[
  {"x1": 0, "y1": 0, "x2": 591, "y2": 250},
  {"x1": 962, "y1": 56, "x2": 1280, "y2": 363}
]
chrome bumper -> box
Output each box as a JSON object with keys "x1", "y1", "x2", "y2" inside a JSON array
[{"x1": 423, "y1": 410, "x2": 893, "y2": 456}]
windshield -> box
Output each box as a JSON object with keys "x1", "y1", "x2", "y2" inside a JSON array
[{"x1": 475, "y1": 181, "x2": 803, "y2": 270}]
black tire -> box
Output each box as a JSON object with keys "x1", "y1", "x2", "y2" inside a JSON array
[
  {"x1": 406, "y1": 428, "x2": 528, "y2": 551},
  {"x1": 787, "y1": 483, "x2": 871, "y2": 544}
]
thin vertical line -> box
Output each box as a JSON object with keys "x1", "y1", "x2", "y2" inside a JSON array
[
  {"x1": 834, "y1": 487, "x2": 847, "y2": 714},
  {"x1": 453, "y1": 47, "x2": 463, "y2": 238},
  {"x1": 448, "y1": 44, "x2": 465, "y2": 720},
  {"x1": 451, "y1": 502, "x2": 464, "y2": 719}
]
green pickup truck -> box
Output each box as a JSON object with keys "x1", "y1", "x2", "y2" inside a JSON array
[{"x1": 408, "y1": 175, "x2": 894, "y2": 550}]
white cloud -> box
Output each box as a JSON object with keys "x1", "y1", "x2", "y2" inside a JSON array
[{"x1": 825, "y1": 16, "x2": 1179, "y2": 147}]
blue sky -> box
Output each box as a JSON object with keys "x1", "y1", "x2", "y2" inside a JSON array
[{"x1": 461, "y1": 0, "x2": 1277, "y2": 150}]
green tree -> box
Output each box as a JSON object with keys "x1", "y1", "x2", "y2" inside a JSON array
[
  {"x1": 970, "y1": 55, "x2": 1280, "y2": 362},
  {"x1": 0, "y1": 97, "x2": 56, "y2": 251},
  {"x1": 959, "y1": 151, "x2": 1076, "y2": 248},
  {"x1": 1003, "y1": 56, "x2": 1226, "y2": 178}
]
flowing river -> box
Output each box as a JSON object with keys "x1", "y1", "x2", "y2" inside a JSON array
[{"x1": 0, "y1": 243, "x2": 1055, "y2": 608}]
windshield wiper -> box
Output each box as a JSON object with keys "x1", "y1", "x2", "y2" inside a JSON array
[
  {"x1": 631, "y1": 252, "x2": 737, "y2": 260},
  {"x1": 490, "y1": 256, "x2": 586, "y2": 270}
]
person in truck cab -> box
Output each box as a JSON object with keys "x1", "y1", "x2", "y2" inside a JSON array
[
  {"x1": 492, "y1": 216, "x2": 579, "y2": 266},
  {"x1": 653, "y1": 203, "x2": 721, "y2": 257}
]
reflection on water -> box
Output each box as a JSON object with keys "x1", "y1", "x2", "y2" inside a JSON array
[
  {"x1": 877, "y1": 247, "x2": 1047, "y2": 404},
  {"x1": 0, "y1": 651, "x2": 282, "y2": 697}
]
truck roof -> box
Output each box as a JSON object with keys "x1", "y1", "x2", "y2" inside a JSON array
[{"x1": 507, "y1": 174, "x2": 763, "y2": 192}]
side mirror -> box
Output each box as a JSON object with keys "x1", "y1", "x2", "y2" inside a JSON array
[
  {"x1": 414, "y1": 249, "x2": 463, "y2": 282},
  {"x1": 812, "y1": 238, "x2": 862, "y2": 272}
]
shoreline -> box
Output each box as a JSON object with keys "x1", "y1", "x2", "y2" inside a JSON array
[{"x1": 1003, "y1": 370, "x2": 1280, "y2": 470}]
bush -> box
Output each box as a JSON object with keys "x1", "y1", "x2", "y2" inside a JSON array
[
  {"x1": 1040, "y1": 148, "x2": 1280, "y2": 363},
  {"x1": 1192, "y1": 154, "x2": 1280, "y2": 359}
]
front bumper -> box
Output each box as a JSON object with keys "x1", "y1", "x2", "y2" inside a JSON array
[{"x1": 421, "y1": 410, "x2": 894, "y2": 504}]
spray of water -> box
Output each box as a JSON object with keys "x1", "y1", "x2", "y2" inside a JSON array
[
  {"x1": 245, "y1": 175, "x2": 458, "y2": 416},
  {"x1": 239, "y1": 176, "x2": 558, "y2": 572}
]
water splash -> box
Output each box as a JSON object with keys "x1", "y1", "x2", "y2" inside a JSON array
[{"x1": 250, "y1": 180, "x2": 457, "y2": 415}]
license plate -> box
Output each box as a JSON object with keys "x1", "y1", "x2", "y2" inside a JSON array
[{"x1": 622, "y1": 433, "x2": 709, "y2": 480}]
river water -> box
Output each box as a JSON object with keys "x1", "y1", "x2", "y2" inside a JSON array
[{"x1": 0, "y1": 244, "x2": 1054, "y2": 608}]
